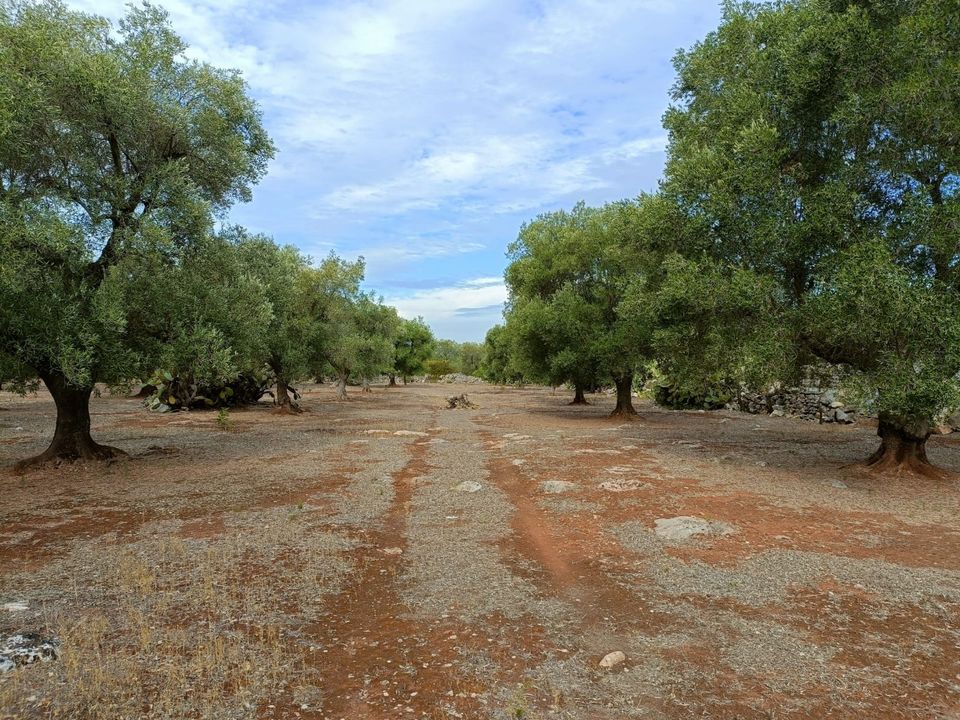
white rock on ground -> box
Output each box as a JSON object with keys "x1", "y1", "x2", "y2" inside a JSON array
[
  {"x1": 599, "y1": 479, "x2": 649, "y2": 492},
  {"x1": 2, "y1": 602, "x2": 28, "y2": 613},
  {"x1": 454, "y1": 481, "x2": 482, "y2": 493},
  {"x1": 654, "y1": 516, "x2": 736, "y2": 541},
  {"x1": 540, "y1": 480, "x2": 577, "y2": 494},
  {"x1": 599, "y1": 651, "x2": 626, "y2": 668}
]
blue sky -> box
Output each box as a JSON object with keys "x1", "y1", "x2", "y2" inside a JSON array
[{"x1": 72, "y1": 0, "x2": 722, "y2": 341}]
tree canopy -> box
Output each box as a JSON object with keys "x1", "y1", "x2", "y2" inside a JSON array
[
  {"x1": 504, "y1": 200, "x2": 653, "y2": 415},
  {"x1": 656, "y1": 0, "x2": 960, "y2": 471},
  {"x1": 391, "y1": 317, "x2": 434, "y2": 385}
]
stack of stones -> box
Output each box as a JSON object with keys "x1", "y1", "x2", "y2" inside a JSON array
[{"x1": 731, "y1": 384, "x2": 857, "y2": 424}]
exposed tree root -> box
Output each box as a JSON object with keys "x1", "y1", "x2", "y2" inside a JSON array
[
  {"x1": 14, "y1": 440, "x2": 127, "y2": 472},
  {"x1": 271, "y1": 404, "x2": 303, "y2": 415},
  {"x1": 858, "y1": 419, "x2": 954, "y2": 481}
]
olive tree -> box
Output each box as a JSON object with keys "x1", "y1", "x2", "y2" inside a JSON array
[
  {"x1": 322, "y1": 294, "x2": 399, "y2": 400},
  {"x1": 390, "y1": 317, "x2": 434, "y2": 385},
  {"x1": 234, "y1": 231, "x2": 313, "y2": 411},
  {"x1": 0, "y1": 1, "x2": 273, "y2": 466},
  {"x1": 480, "y1": 324, "x2": 523, "y2": 385},
  {"x1": 505, "y1": 200, "x2": 652, "y2": 416},
  {"x1": 660, "y1": 0, "x2": 960, "y2": 473}
]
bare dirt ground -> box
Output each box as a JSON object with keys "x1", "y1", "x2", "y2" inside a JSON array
[{"x1": 1, "y1": 382, "x2": 959, "y2": 719}]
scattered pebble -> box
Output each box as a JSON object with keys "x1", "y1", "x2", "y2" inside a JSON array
[
  {"x1": 599, "y1": 650, "x2": 626, "y2": 668},
  {"x1": 654, "y1": 516, "x2": 737, "y2": 541},
  {"x1": 541, "y1": 480, "x2": 577, "y2": 494},
  {"x1": 453, "y1": 481, "x2": 482, "y2": 493},
  {"x1": 599, "y1": 479, "x2": 650, "y2": 492}
]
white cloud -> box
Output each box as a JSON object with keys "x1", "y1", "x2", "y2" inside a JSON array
[{"x1": 385, "y1": 277, "x2": 506, "y2": 341}]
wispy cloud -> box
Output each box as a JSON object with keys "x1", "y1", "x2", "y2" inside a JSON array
[{"x1": 385, "y1": 277, "x2": 507, "y2": 341}]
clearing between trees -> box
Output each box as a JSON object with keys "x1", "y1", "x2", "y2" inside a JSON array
[{"x1": 2, "y1": 382, "x2": 959, "y2": 719}]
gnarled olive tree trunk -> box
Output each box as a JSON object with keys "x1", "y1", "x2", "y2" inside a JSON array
[
  {"x1": 611, "y1": 373, "x2": 637, "y2": 417},
  {"x1": 274, "y1": 378, "x2": 302, "y2": 413},
  {"x1": 866, "y1": 413, "x2": 934, "y2": 474},
  {"x1": 388, "y1": 374, "x2": 397, "y2": 387},
  {"x1": 16, "y1": 370, "x2": 125, "y2": 470},
  {"x1": 335, "y1": 372, "x2": 349, "y2": 401},
  {"x1": 569, "y1": 384, "x2": 589, "y2": 405}
]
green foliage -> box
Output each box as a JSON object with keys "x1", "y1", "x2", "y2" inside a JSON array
[
  {"x1": 458, "y1": 342, "x2": 484, "y2": 377},
  {"x1": 658, "y1": 0, "x2": 960, "y2": 434},
  {"x1": 432, "y1": 339, "x2": 462, "y2": 368},
  {"x1": 145, "y1": 366, "x2": 273, "y2": 412},
  {"x1": 424, "y1": 358, "x2": 455, "y2": 378},
  {"x1": 311, "y1": 257, "x2": 399, "y2": 389},
  {"x1": 392, "y1": 317, "x2": 434, "y2": 381},
  {"x1": 0, "y1": 0, "x2": 273, "y2": 394},
  {"x1": 216, "y1": 408, "x2": 231, "y2": 430},
  {"x1": 480, "y1": 325, "x2": 522, "y2": 384},
  {"x1": 503, "y1": 199, "x2": 655, "y2": 393},
  {"x1": 233, "y1": 230, "x2": 313, "y2": 391},
  {"x1": 803, "y1": 241, "x2": 960, "y2": 427},
  {"x1": 126, "y1": 231, "x2": 272, "y2": 407}
]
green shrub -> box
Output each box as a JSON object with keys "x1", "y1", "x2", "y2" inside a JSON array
[{"x1": 424, "y1": 359, "x2": 455, "y2": 378}]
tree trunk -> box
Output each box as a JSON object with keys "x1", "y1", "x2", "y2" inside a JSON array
[
  {"x1": 15, "y1": 370, "x2": 125, "y2": 470},
  {"x1": 402, "y1": 376, "x2": 408, "y2": 385},
  {"x1": 611, "y1": 373, "x2": 637, "y2": 418},
  {"x1": 866, "y1": 414, "x2": 936, "y2": 475},
  {"x1": 336, "y1": 373, "x2": 348, "y2": 401},
  {"x1": 569, "y1": 384, "x2": 589, "y2": 405},
  {"x1": 388, "y1": 374, "x2": 397, "y2": 387},
  {"x1": 361, "y1": 377, "x2": 372, "y2": 393},
  {"x1": 274, "y1": 378, "x2": 302, "y2": 414}
]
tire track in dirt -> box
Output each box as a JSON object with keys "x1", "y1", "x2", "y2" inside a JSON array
[
  {"x1": 294, "y1": 422, "x2": 433, "y2": 718},
  {"x1": 296, "y1": 414, "x2": 540, "y2": 719},
  {"x1": 479, "y1": 430, "x2": 676, "y2": 651}
]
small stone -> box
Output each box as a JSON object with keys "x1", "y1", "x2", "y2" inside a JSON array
[
  {"x1": 454, "y1": 481, "x2": 482, "y2": 493},
  {"x1": 599, "y1": 651, "x2": 626, "y2": 668},
  {"x1": 654, "y1": 516, "x2": 736, "y2": 541},
  {"x1": 394, "y1": 430, "x2": 428, "y2": 437},
  {"x1": 2, "y1": 602, "x2": 28, "y2": 613},
  {"x1": 830, "y1": 401, "x2": 843, "y2": 409},
  {"x1": 541, "y1": 480, "x2": 576, "y2": 494},
  {"x1": 382, "y1": 547, "x2": 403, "y2": 555},
  {"x1": 830, "y1": 480, "x2": 848, "y2": 490}
]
